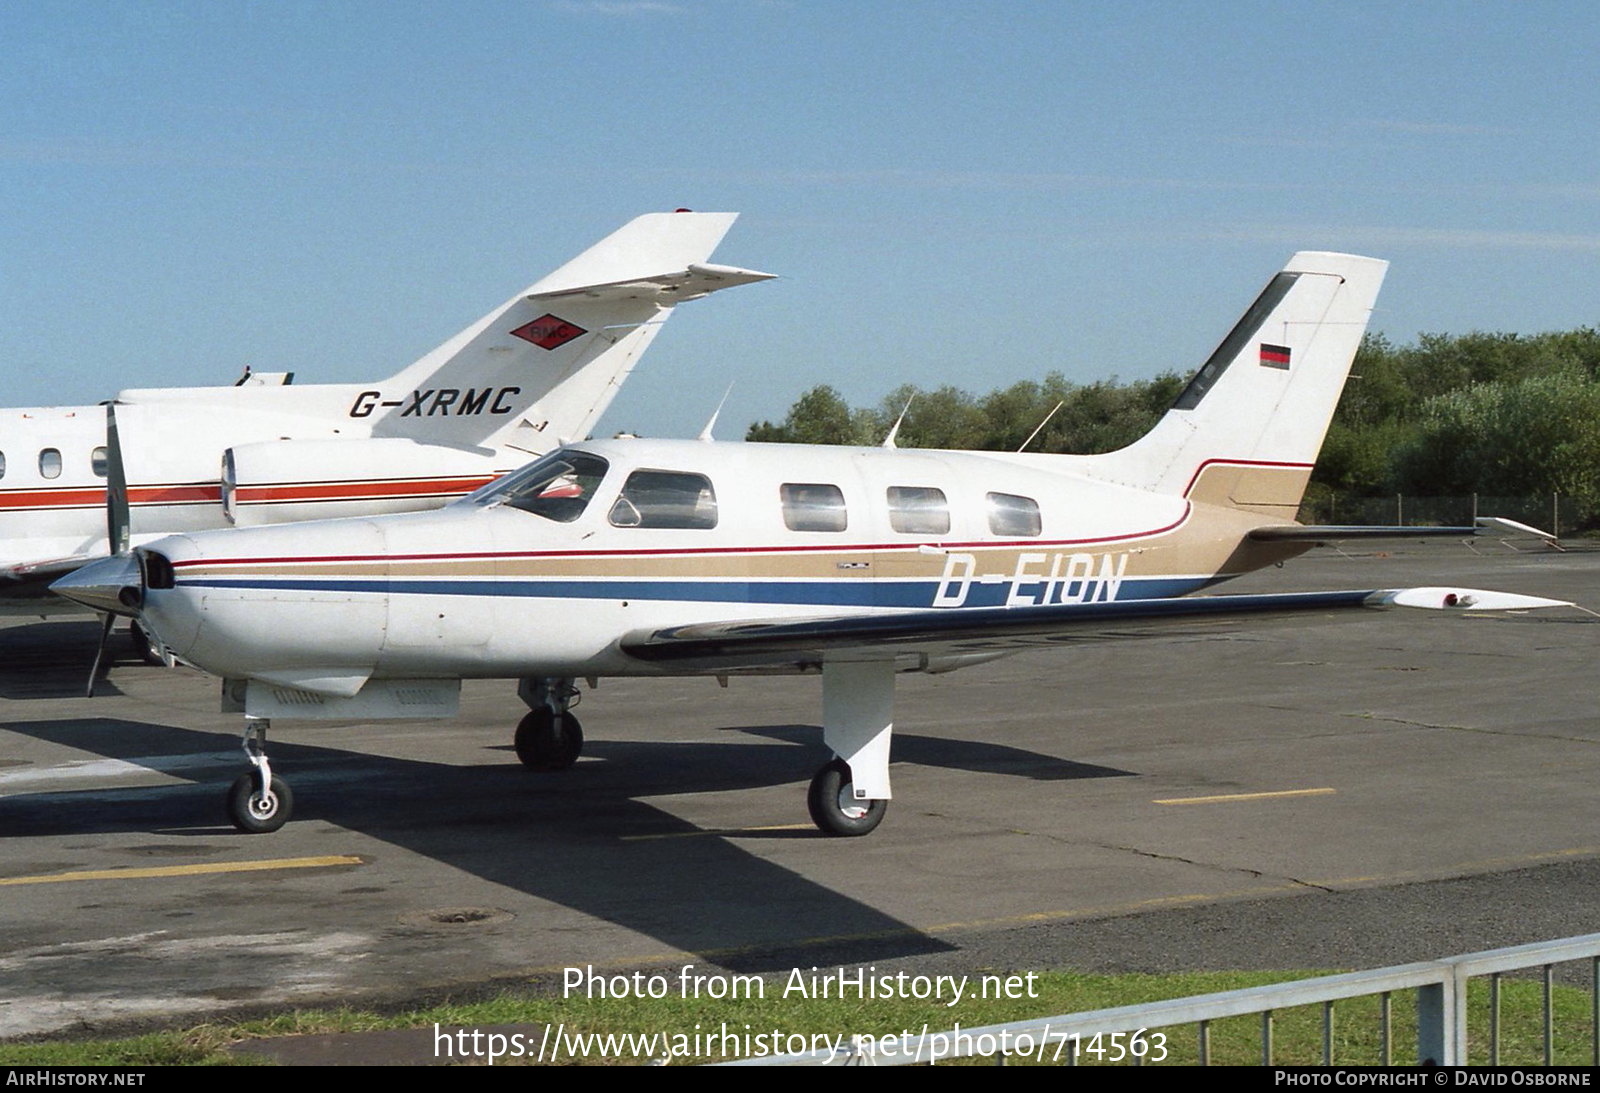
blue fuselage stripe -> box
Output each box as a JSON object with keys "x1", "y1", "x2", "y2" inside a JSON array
[{"x1": 177, "y1": 575, "x2": 1214, "y2": 607}]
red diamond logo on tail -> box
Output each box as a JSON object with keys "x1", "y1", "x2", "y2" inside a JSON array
[{"x1": 511, "y1": 314, "x2": 587, "y2": 350}]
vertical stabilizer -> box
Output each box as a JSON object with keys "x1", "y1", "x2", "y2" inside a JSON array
[
  {"x1": 1082, "y1": 252, "x2": 1387, "y2": 519},
  {"x1": 371, "y1": 212, "x2": 774, "y2": 451}
]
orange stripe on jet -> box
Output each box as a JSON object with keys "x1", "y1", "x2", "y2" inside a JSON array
[
  {"x1": 0, "y1": 484, "x2": 215, "y2": 511},
  {"x1": 235, "y1": 477, "x2": 496, "y2": 504}
]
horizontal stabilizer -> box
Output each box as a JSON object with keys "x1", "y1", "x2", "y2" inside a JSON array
[
  {"x1": 531, "y1": 262, "x2": 776, "y2": 303},
  {"x1": 1250, "y1": 517, "x2": 1560, "y2": 544},
  {"x1": 1249, "y1": 525, "x2": 1478, "y2": 542}
]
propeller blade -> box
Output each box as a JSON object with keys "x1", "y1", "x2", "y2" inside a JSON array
[
  {"x1": 104, "y1": 402, "x2": 130, "y2": 556},
  {"x1": 86, "y1": 611, "x2": 116, "y2": 698}
]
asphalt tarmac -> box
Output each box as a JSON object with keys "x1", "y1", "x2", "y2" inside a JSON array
[{"x1": 2, "y1": 542, "x2": 1596, "y2": 1044}]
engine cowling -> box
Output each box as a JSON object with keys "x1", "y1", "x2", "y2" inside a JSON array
[{"x1": 221, "y1": 438, "x2": 515, "y2": 526}]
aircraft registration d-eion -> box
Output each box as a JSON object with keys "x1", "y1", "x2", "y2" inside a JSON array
[
  {"x1": 4, "y1": 211, "x2": 771, "y2": 619},
  {"x1": 54, "y1": 250, "x2": 1570, "y2": 836}
]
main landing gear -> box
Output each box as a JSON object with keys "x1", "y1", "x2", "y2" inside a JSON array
[
  {"x1": 807, "y1": 757, "x2": 887, "y2": 837},
  {"x1": 502, "y1": 666, "x2": 895, "y2": 838},
  {"x1": 226, "y1": 718, "x2": 293, "y2": 833},
  {"x1": 514, "y1": 677, "x2": 584, "y2": 771}
]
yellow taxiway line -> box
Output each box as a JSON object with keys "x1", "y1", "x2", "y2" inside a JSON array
[
  {"x1": 0, "y1": 855, "x2": 364, "y2": 887},
  {"x1": 1153, "y1": 787, "x2": 1337, "y2": 806}
]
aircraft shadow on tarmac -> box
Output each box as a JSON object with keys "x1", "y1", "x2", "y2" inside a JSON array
[
  {"x1": 0, "y1": 707, "x2": 1127, "y2": 972},
  {"x1": 0, "y1": 618, "x2": 131, "y2": 700}
]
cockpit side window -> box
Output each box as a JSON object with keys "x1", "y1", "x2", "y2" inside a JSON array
[
  {"x1": 781, "y1": 483, "x2": 847, "y2": 532},
  {"x1": 986, "y1": 492, "x2": 1041, "y2": 537},
  {"x1": 470, "y1": 449, "x2": 610, "y2": 523},
  {"x1": 887, "y1": 486, "x2": 950, "y2": 535},
  {"x1": 609, "y1": 470, "x2": 718, "y2": 529}
]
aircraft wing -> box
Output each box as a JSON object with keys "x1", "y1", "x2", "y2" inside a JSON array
[
  {"x1": 620, "y1": 587, "x2": 1572, "y2": 672},
  {"x1": 0, "y1": 554, "x2": 98, "y2": 585}
]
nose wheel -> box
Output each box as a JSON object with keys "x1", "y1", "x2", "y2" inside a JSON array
[
  {"x1": 514, "y1": 708, "x2": 584, "y2": 771},
  {"x1": 807, "y1": 758, "x2": 887, "y2": 837},
  {"x1": 514, "y1": 677, "x2": 584, "y2": 771},
  {"x1": 227, "y1": 772, "x2": 293, "y2": 834},
  {"x1": 227, "y1": 718, "x2": 293, "y2": 833}
]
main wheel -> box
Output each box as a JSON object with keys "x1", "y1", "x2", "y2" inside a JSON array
[
  {"x1": 806, "y1": 758, "x2": 887, "y2": 837},
  {"x1": 227, "y1": 773, "x2": 293, "y2": 833},
  {"x1": 514, "y1": 709, "x2": 584, "y2": 771}
]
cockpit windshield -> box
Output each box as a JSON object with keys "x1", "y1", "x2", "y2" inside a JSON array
[{"x1": 465, "y1": 449, "x2": 610, "y2": 522}]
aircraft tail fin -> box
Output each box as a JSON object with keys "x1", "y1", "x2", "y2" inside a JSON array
[
  {"x1": 1079, "y1": 251, "x2": 1387, "y2": 520},
  {"x1": 372, "y1": 212, "x2": 774, "y2": 451}
]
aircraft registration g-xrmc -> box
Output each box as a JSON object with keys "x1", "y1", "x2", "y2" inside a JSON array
[
  {"x1": 54, "y1": 249, "x2": 1571, "y2": 837},
  {"x1": 3, "y1": 211, "x2": 772, "y2": 617}
]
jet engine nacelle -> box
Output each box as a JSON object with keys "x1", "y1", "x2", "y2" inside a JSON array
[{"x1": 221, "y1": 438, "x2": 514, "y2": 527}]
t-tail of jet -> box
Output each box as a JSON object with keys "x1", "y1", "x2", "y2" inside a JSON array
[
  {"x1": 1078, "y1": 252, "x2": 1387, "y2": 520},
  {"x1": 369, "y1": 211, "x2": 774, "y2": 451}
]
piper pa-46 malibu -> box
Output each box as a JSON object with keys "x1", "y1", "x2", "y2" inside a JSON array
[
  {"x1": 54, "y1": 249, "x2": 1569, "y2": 837},
  {"x1": 5, "y1": 211, "x2": 771, "y2": 618}
]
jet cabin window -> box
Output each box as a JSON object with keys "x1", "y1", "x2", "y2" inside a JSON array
[
  {"x1": 781, "y1": 483, "x2": 847, "y2": 532},
  {"x1": 472, "y1": 449, "x2": 610, "y2": 522},
  {"x1": 39, "y1": 448, "x2": 62, "y2": 480},
  {"x1": 987, "y1": 492, "x2": 1042, "y2": 537},
  {"x1": 609, "y1": 470, "x2": 718, "y2": 530},
  {"x1": 887, "y1": 486, "x2": 950, "y2": 535}
]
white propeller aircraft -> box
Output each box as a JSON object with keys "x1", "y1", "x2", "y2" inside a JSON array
[
  {"x1": 4, "y1": 211, "x2": 772, "y2": 626},
  {"x1": 53, "y1": 249, "x2": 1570, "y2": 837}
]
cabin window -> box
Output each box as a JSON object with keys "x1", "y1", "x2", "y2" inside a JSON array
[
  {"x1": 609, "y1": 469, "x2": 718, "y2": 529},
  {"x1": 472, "y1": 449, "x2": 610, "y2": 523},
  {"x1": 39, "y1": 448, "x2": 62, "y2": 480},
  {"x1": 781, "y1": 483, "x2": 847, "y2": 532},
  {"x1": 887, "y1": 485, "x2": 950, "y2": 535},
  {"x1": 92, "y1": 446, "x2": 109, "y2": 478},
  {"x1": 0, "y1": 451, "x2": 6, "y2": 479},
  {"x1": 987, "y1": 492, "x2": 1041, "y2": 537}
]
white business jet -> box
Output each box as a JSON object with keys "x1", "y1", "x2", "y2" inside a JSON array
[
  {"x1": 54, "y1": 250, "x2": 1569, "y2": 836},
  {"x1": 4, "y1": 210, "x2": 772, "y2": 623}
]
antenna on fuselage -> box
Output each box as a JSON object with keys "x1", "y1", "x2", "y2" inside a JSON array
[
  {"x1": 1017, "y1": 400, "x2": 1065, "y2": 453},
  {"x1": 698, "y1": 383, "x2": 735, "y2": 442},
  {"x1": 881, "y1": 394, "x2": 915, "y2": 449}
]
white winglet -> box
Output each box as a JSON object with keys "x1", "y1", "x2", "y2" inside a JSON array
[{"x1": 1374, "y1": 587, "x2": 1573, "y2": 611}]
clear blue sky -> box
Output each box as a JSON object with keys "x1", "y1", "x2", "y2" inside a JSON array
[{"x1": 5, "y1": 1, "x2": 1598, "y2": 440}]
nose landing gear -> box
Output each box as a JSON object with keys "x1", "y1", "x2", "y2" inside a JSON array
[
  {"x1": 226, "y1": 718, "x2": 292, "y2": 833},
  {"x1": 514, "y1": 677, "x2": 584, "y2": 771}
]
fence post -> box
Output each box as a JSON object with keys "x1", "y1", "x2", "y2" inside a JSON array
[{"x1": 1417, "y1": 978, "x2": 1461, "y2": 1065}]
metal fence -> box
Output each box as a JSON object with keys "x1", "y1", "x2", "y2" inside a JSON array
[
  {"x1": 1300, "y1": 493, "x2": 1585, "y2": 537},
  {"x1": 719, "y1": 933, "x2": 1600, "y2": 1066}
]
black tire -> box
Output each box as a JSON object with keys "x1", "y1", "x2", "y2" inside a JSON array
[
  {"x1": 514, "y1": 709, "x2": 584, "y2": 771},
  {"x1": 227, "y1": 772, "x2": 293, "y2": 834},
  {"x1": 806, "y1": 758, "x2": 887, "y2": 837}
]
